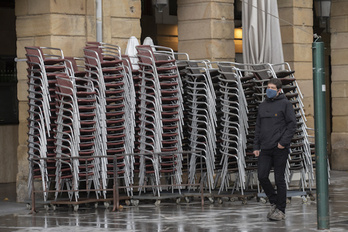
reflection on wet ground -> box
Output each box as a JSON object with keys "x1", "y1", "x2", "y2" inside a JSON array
[{"x1": 1, "y1": 171, "x2": 348, "y2": 232}]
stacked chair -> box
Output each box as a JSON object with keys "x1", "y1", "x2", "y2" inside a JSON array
[
  {"x1": 25, "y1": 42, "x2": 323, "y2": 208},
  {"x1": 270, "y1": 63, "x2": 315, "y2": 193},
  {"x1": 26, "y1": 46, "x2": 66, "y2": 201},
  {"x1": 184, "y1": 60, "x2": 217, "y2": 193},
  {"x1": 216, "y1": 63, "x2": 249, "y2": 195},
  {"x1": 83, "y1": 43, "x2": 136, "y2": 198},
  {"x1": 248, "y1": 62, "x2": 315, "y2": 197},
  {"x1": 135, "y1": 45, "x2": 184, "y2": 196},
  {"x1": 54, "y1": 73, "x2": 100, "y2": 201},
  {"x1": 234, "y1": 65, "x2": 259, "y2": 193}
]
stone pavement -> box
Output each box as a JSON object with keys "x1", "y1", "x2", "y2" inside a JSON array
[{"x1": 0, "y1": 171, "x2": 347, "y2": 231}]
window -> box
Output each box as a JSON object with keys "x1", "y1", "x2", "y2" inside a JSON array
[{"x1": 0, "y1": 56, "x2": 18, "y2": 124}]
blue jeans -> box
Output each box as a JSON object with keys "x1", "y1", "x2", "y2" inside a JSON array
[{"x1": 258, "y1": 147, "x2": 288, "y2": 213}]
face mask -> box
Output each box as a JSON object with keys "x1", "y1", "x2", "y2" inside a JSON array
[{"x1": 266, "y1": 88, "x2": 277, "y2": 99}]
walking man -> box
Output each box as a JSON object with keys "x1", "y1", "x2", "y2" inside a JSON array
[{"x1": 253, "y1": 78, "x2": 297, "y2": 221}]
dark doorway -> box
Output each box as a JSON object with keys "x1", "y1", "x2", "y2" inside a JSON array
[
  {"x1": 140, "y1": 0, "x2": 178, "y2": 51},
  {"x1": 0, "y1": 0, "x2": 18, "y2": 125}
]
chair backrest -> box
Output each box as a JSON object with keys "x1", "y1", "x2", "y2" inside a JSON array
[
  {"x1": 25, "y1": 46, "x2": 44, "y2": 65},
  {"x1": 187, "y1": 61, "x2": 203, "y2": 75},
  {"x1": 136, "y1": 45, "x2": 154, "y2": 65},
  {"x1": 84, "y1": 46, "x2": 102, "y2": 67},
  {"x1": 85, "y1": 44, "x2": 105, "y2": 60},
  {"x1": 121, "y1": 55, "x2": 132, "y2": 71},
  {"x1": 56, "y1": 74, "x2": 73, "y2": 96},
  {"x1": 252, "y1": 64, "x2": 271, "y2": 80},
  {"x1": 218, "y1": 63, "x2": 237, "y2": 80},
  {"x1": 65, "y1": 57, "x2": 79, "y2": 73},
  {"x1": 87, "y1": 41, "x2": 121, "y2": 60},
  {"x1": 86, "y1": 41, "x2": 101, "y2": 46}
]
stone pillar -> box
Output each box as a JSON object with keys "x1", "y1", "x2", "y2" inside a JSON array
[
  {"x1": 177, "y1": 0, "x2": 235, "y2": 61},
  {"x1": 103, "y1": 0, "x2": 141, "y2": 53},
  {"x1": 278, "y1": 0, "x2": 314, "y2": 129},
  {"x1": 330, "y1": 0, "x2": 348, "y2": 170}
]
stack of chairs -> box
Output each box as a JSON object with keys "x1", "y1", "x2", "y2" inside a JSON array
[
  {"x1": 235, "y1": 66, "x2": 259, "y2": 191},
  {"x1": 184, "y1": 60, "x2": 217, "y2": 192},
  {"x1": 235, "y1": 63, "x2": 265, "y2": 193},
  {"x1": 269, "y1": 63, "x2": 314, "y2": 192},
  {"x1": 172, "y1": 54, "x2": 207, "y2": 191},
  {"x1": 249, "y1": 63, "x2": 273, "y2": 104},
  {"x1": 25, "y1": 46, "x2": 66, "y2": 201},
  {"x1": 122, "y1": 55, "x2": 143, "y2": 191},
  {"x1": 216, "y1": 63, "x2": 249, "y2": 195},
  {"x1": 54, "y1": 73, "x2": 101, "y2": 201},
  {"x1": 83, "y1": 43, "x2": 135, "y2": 198},
  {"x1": 135, "y1": 45, "x2": 184, "y2": 196},
  {"x1": 248, "y1": 62, "x2": 316, "y2": 194},
  {"x1": 25, "y1": 42, "x2": 322, "y2": 205}
]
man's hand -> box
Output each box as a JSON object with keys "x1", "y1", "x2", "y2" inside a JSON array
[
  {"x1": 253, "y1": 150, "x2": 260, "y2": 157},
  {"x1": 277, "y1": 143, "x2": 285, "y2": 149}
]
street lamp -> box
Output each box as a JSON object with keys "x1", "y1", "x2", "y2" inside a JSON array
[
  {"x1": 314, "y1": 0, "x2": 331, "y2": 17},
  {"x1": 313, "y1": 2, "x2": 331, "y2": 230},
  {"x1": 314, "y1": 0, "x2": 331, "y2": 31}
]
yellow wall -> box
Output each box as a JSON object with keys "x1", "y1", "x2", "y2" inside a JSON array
[{"x1": 330, "y1": 0, "x2": 348, "y2": 170}]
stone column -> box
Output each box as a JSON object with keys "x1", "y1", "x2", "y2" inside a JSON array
[
  {"x1": 278, "y1": 0, "x2": 314, "y2": 129},
  {"x1": 103, "y1": 0, "x2": 141, "y2": 52},
  {"x1": 177, "y1": 0, "x2": 235, "y2": 61},
  {"x1": 330, "y1": 0, "x2": 348, "y2": 170}
]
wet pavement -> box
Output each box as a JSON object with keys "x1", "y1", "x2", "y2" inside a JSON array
[{"x1": 0, "y1": 171, "x2": 348, "y2": 231}]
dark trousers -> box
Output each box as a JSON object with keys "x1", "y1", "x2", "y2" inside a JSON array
[{"x1": 258, "y1": 147, "x2": 288, "y2": 213}]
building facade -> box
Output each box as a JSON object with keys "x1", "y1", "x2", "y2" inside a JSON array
[{"x1": 0, "y1": 0, "x2": 346, "y2": 201}]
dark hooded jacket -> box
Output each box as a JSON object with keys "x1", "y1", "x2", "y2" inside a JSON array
[{"x1": 253, "y1": 93, "x2": 297, "y2": 151}]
